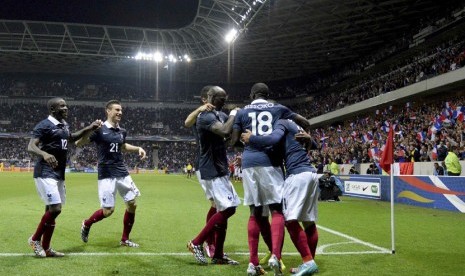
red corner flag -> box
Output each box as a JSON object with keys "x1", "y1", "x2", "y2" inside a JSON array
[{"x1": 380, "y1": 125, "x2": 394, "y2": 174}]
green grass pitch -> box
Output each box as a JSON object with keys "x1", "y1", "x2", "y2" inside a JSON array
[{"x1": 0, "y1": 172, "x2": 464, "y2": 275}]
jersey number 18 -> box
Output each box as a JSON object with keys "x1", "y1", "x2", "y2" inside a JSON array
[{"x1": 248, "y1": 111, "x2": 273, "y2": 135}]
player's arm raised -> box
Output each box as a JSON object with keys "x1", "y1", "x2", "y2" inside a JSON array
[
  {"x1": 184, "y1": 103, "x2": 215, "y2": 128},
  {"x1": 74, "y1": 119, "x2": 103, "y2": 146},
  {"x1": 210, "y1": 108, "x2": 239, "y2": 138},
  {"x1": 292, "y1": 113, "x2": 311, "y2": 133},
  {"x1": 295, "y1": 131, "x2": 319, "y2": 151},
  {"x1": 229, "y1": 109, "x2": 242, "y2": 146}
]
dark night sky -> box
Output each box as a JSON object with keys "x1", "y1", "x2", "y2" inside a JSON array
[{"x1": 0, "y1": 0, "x2": 199, "y2": 28}]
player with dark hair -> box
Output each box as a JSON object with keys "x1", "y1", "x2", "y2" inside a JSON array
[
  {"x1": 187, "y1": 86, "x2": 241, "y2": 266},
  {"x1": 184, "y1": 85, "x2": 218, "y2": 257},
  {"x1": 27, "y1": 97, "x2": 102, "y2": 257},
  {"x1": 230, "y1": 83, "x2": 311, "y2": 276},
  {"x1": 76, "y1": 99, "x2": 146, "y2": 247},
  {"x1": 241, "y1": 119, "x2": 319, "y2": 276}
]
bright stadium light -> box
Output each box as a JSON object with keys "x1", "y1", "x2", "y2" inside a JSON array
[
  {"x1": 131, "y1": 51, "x2": 190, "y2": 63},
  {"x1": 154, "y1": 52, "x2": 163, "y2": 62},
  {"x1": 135, "y1": 52, "x2": 143, "y2": 60},
  {"x1": 225, "y1": 28, "x2": 238, "y2": 43}
]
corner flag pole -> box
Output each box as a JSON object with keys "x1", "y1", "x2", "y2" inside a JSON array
[{"x1": 390, "y1": 162, "x2": 395, "y2": 254}]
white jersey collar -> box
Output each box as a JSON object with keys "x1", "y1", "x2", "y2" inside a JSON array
[
  {"x1": 47, "y1": 115, "x2": 66, "y2": 126},
  {"x1": 104, "y1": 121, "x2": 120, "y2": 129},
  {"x1": 251, "y1": 99, "x2": 268, "y2": 104}
]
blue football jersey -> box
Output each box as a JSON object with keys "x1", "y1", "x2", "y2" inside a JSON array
[
  {"x1": 233, "y1": 99, "x2": 295, "y2": 168},
  {"x1": 274, "y1": 119, "x2": 316, "y2": 175},
  {"x1": 249, "y1": 119, "x2": 316, "y2": 176},
  {"x1": 196, "y1": 110, "x2": 229, "y2": 180},
  {"x1": 32, "y1": 116, "x2": 71, "y2": 180},
  {"x1": 89, "y1": 122, "x2": 129, "y2": 180}
]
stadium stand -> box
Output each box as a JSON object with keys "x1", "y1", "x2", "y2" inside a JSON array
[{"x1": 1, "y1": 3, "x2": 465, "y2": 174}]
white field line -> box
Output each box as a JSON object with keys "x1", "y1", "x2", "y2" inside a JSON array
[
  {"x1": 317, "y1": 225, "x2": 391, "y2": 253},
  {"x1": 1, "y1": 225, "x2": 390, "y2": 257}
]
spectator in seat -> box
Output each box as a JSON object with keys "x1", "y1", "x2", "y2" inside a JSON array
[
  {"x1": 433, "y1": 162, "x2": 445, "y2": 176},
  {"x1": 349, "y1": 166, "x2": 360, "y2": 174},
  {"x1": 366, "y1": 163, "x2": 380, "y2": 175},
  {"x1": 437, "y1": 141, "x2": 448, "y2": 161}
]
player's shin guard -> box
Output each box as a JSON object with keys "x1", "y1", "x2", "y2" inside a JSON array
[
  {"x1": 286, "y1": 220, "x2": 312, "y2": 262},
  {"x1": 270, "y1": 212, "x2": 285, "y2": 260},
  {"x1": 84, "y1": 209, "x2": 106, "y2": 227},
  {"x1": 212, "y1": 222, "x2": 227, "y2": 259},
  {"x1": 257, "y1": 216, "x2": 272, "y2": 252},
  {"x1": 205, "y1": 207, "x2": 217, "y2": 246},
  {"x1": 41, "y1": 220, "x2": 56, "y2": 251},
  {"x1": 32, "y1": 211, "x2": 56, "y2": 241},
  {"x1": 193, "y1": 207, "x2": 235, "y2": 246},
  {"x1": 247, "y1": 215, "x2": 261, "y2": 265},
  {"x1": 305, "y1": 223, "x2": 318, "y2": 259},
  {"x1": 122, "y1": 210, "x2": 135, "y2": 241}
]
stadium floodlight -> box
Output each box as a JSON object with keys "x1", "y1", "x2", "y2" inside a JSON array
[
  {"x1": 135, "y1": 52, "x2": 143, "y2": 60},
  {"x1": 168, "y1": 54, "x2": 180, "y2": 63},
  {"x1": 225, "y1": 28, "x2": 238, "y2": 43},
  {"x1": 132, "y1": 51, "x2": 189, "y2": 63},
  {"x1": 154, "y1": 52, "x2": 163, "y2": 62}
]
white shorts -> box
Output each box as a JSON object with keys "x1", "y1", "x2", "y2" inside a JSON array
[
  {"x1": 34, "y1": 178, "x2": 66, "y2": 205},
  {"x1": 98, "y1": 176, "x2": 140, "y2": 208},
  {"x1": 242, "y1": 166, "x2": 284, "y2": 206},
  {"x1": 203, "y1": 175, "x2": 241, "y2": 211},
  {"x1": 234, "y1": 167, "x2": 242, "y2": 178},
  {"x1": 283, "y1": 171, "x2": 319, "y2": 222},
  {"x1": 196, "y1": 171, "x2": 213, "y2": 200}
]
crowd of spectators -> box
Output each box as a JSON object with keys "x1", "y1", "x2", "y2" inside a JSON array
[
  {"x1": 1, "y1": 33, "x2": 464, "y2": 117},
  {"x1": 2, "y1": 91, "x2": 465, "y2": 173},
  {"x1": 0, "y1": 138, "x2": 198, "y2": 173},
  {"x1": 0, "y1": 77, "x2": 198, "y2": 102},
  {"x1": 1, "y1": 31, "x2": 465, "y2": 138},
  {"x1": 1, "y1": 19, "x2": 465, "y2": 105},
  {"x1": 1, "y1": 5, "x2": 465, "y2": 172},
  {"x1": 0, "y1": 103, "x2": 193, "y2": 136},
  {"x1": 294, "y1": 38, "x2": 465, "y2": 118}
]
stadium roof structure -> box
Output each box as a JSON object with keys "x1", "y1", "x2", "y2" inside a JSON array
[{"x1": 0, "y1": 0, "x2": 463, "y2": 84}]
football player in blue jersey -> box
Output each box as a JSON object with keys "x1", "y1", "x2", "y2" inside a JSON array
[
  {"x1": 230, "y1": 83, "x2": 311, "y2": 276},
  {"x1": 184, "y1": 85, "x2": 218, "y2": 258},
  {"x1": 187, "y1": 86, "x2": 241, "y2": 266},
  {"x1": 27, "y1": 97, "x2": 102, "y2": 257},
  {"x1": 76, "y1": 100, "x2": 146, "y2": 248},
  {"x1": 241, "y1": 119, "x2": 320, "y2": 276}
]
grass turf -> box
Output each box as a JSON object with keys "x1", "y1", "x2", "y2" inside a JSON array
[{"x1": 0, "y1": 172, "x2": 464, "y2": 275}]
